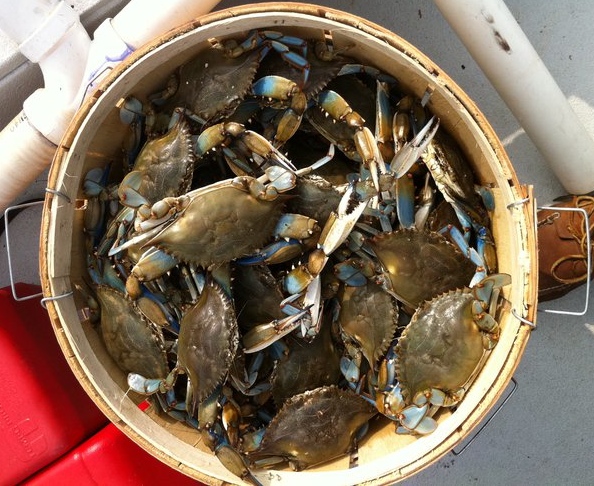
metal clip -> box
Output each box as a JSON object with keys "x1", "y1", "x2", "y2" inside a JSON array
[
  {"x1": 506, "y1": 197, "x2": 530, "y2": 210},
  {"x1": 40, "y1": 291, "x2": 74, "y2": 309},
  {"x1": 511, "y1": 308, "x2": 536, "y2": 329},
  {"x1": 4, "y1": 201, "x2": 44, "y2": 302},
  {"x1": 45, "y1": 187, "x2": 72, "y2": 203},
  {"x1": 451, "y1": 376, "x2": 518, "y2": 456},
  {"x1": 538, "y1": 205, "x2": 591, "y2": 316}
]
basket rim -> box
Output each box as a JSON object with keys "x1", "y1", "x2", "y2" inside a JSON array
[{"x1": 39, "y1": 3, "x2": 538, "y2": 485}]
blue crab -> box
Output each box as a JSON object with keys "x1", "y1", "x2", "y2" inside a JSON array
[
  {"x1": 117, "y1": 110, "x2": 195, "y2": 210},
  {"x1": 112, "y1": 166, "x2": 295, "y2": 268},
  {"x1": 270, "y1": 308, "x2": 342, "y2": 406},
  {"x1": 126, "y1": 280, "x2": 238, "y2": 399},
  {"x1": 93, "y1": 285, "x2": 169, "y2": 380},
  {"x1": 177, "y1": 281, "x2": 239, "y2": 408},
  {"x1": 86, "y1": 109, "x2": 195, "y2": 263},
  {"x1": 127, "y1": 280, "x2": 261, "y2": 484},
  {"x1": 337, "y1": 280, "x2": 399, "y2": 385},
  {"x1": 415, "y1": 129, "x2": 498, "y2": 272},
  {"x1": 217, "y1": 30, "x2": 310, "y2": 83},
  {"x1": 149, "y1": 45, "x2": 262, "y2": 125},
  {"x1": 85, "y1": 254, "x2": 172, "y2": 379},
  {"x1": 392, "y1": 273, "x2": 511, "y2": 434},
  {"x1": 421, "y1": 130, "x2": 489, "y2": 224},
  {"x1": 368, "y1": 228, "x2": 478, "y2": 309},
  {"x1": 247, "y1": 386, "x2": 377, "y2": 470}
]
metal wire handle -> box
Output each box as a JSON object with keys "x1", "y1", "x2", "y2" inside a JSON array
[
  {"x1": 3, "y1": 200, "x2": 44, "y2": 302},
  {"x1": 451, "y1": 376, "x2": 518, "y2": 456},
  {"x1": 505, "y1": 196, "x2": 591, "y2": 319},
  {"x1": 4, "y1": 188, "x2": 75, "y2": 306},
  {"x1": 538, "y1": 205, "x2": 591, "y2": 316}
]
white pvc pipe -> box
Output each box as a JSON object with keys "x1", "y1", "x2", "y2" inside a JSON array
[
  {"x1": 76, "y1": 0, "x2": 222, "y2": 103},
  {"x1": 0, "y1": 111, "x2": 57, "y2": 210},
  {"x1": 0, "y1": 0, "x2": 222, "y2": 214},
  {"x1": 0, "y1": 0, "x2": 60, "y2": 44},
  {"x1": 112, "y1": 0, "x2": 223, "y2": 50},
  {"x1": 0, "y1": 0, "x2": 90, "y2": 213},
  {"x1": 22, "y1": 1, "x2": 92, "y2": 144},
  {"x1": 434, "y1": 0, "x2": 594, "y2": 195}
]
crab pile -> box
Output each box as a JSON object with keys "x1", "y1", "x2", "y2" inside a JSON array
[{"x1": 82, "y1": 29, "x2": 511, "y2": 484}]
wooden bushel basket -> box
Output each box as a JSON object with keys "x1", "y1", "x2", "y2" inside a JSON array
[{"x1": 40, "y1": 3, "x2": 537, "y2": 485}]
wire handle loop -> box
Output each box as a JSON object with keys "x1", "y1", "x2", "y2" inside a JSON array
[
  {"x1": 538, "y1": 205, "x2": 591, "y2": 316},
  {"x1": 4, "y1": 201, "x2": 44, "y2": 302},
  {"x1": 451, "y1": 376, "x2": 518, "y2": 456}
]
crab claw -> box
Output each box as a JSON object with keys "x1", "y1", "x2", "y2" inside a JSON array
[
  {"x1": 318, "y1": 182, "x2": 370, "y2": 256},
  {"x1": 396, "y1": 403, "x2": 437, "y2": 435},
  {"x1": 107, "y1": 223, "x2": 164, "y2": 256},
  {"x1": 353, "y1": 125, "x2": 386, "y2": 192},
  {"x1": 283, "y1": 264, "x2": 315, "y2": 295},
  {"x1": 200, "y1": 391, "x2": 264, "y2": 486},
  {"x1": 473, "y1": 273, "x2": 512, "y2": 304},
  {"x1": 334, "y1": 258, "x2": 372, "y2": 286},
  {"x1": 215, "y1": 441, "x2": 263, "y2": 486},
  {"x1": 340, "y1": 343, "x2": 363, "y2": 384},
  {"x1": 300, "y1": 273, "x2": 323, "y2": 338},
  {"x1": 472, "y1": 273, "x2": 512, "y2": 335},
  {"x1": 391, "y1": 116, "x2": 440, "y2": 178},
  {"x1": 130, "y1": 246, "x2": 179, "y2": 283},
  {"x1": 127, "y1": 373, "x2": 165, "y2": 395},
  {"x1": 242, "y1": 308, "x2": 311, "y2": 353},
  {"x1": 118, "y1": 170, "x2": 151, "y2": 209},
  {"x1": 237, "y1": 238, "x2": 305, "y2": 266}
]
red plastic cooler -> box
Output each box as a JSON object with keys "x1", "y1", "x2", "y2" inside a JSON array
[
  {"x1": 0, "y1": 284, "x2": 108, "y2": 484},
  {"x1": 0, "y1": 284, "x2": 202, "y2": 485}
]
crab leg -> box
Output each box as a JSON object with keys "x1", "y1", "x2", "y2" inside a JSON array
[
  {"x1": 318, "y1": 182, "x2": 370, "y2": 256},
  {"x1": 317, "y1": 89, "x2": 387, "y2": 191},
  {"x1": 221, "y1": 29, "x2": 310, "y2": 88},
  {"x1": 196, "y1": 121, "x2": 297, "y2": 172},
  {"x1": 375, "y1": 80, "x2": 395, "y2": 162},
  {"x1": 439, "y1": 224, "x2": 488, "y2": 287},
  {"x1": 396, "y1": 404, "x2": 438, "y2": 435},
  {"x1": 275, "y1": 184, "x2": 369, "y2": 342},
  {"x1": 279, "y1": 184, "x2": 368, "y2": 323},
  {"x1": 252, "y1": 75, "x2": 308, "y2": 146},
  {"x1": 337, "y1": 63, "x2": 398, "y2": 83},
  {"x1": 395, "y1": 174, "x2": 416, "y2": 229}
]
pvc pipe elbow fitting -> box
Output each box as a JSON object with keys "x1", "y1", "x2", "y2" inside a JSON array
[{"x1": 18, "y1": 1, "x2": 91, "y2": 144}]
